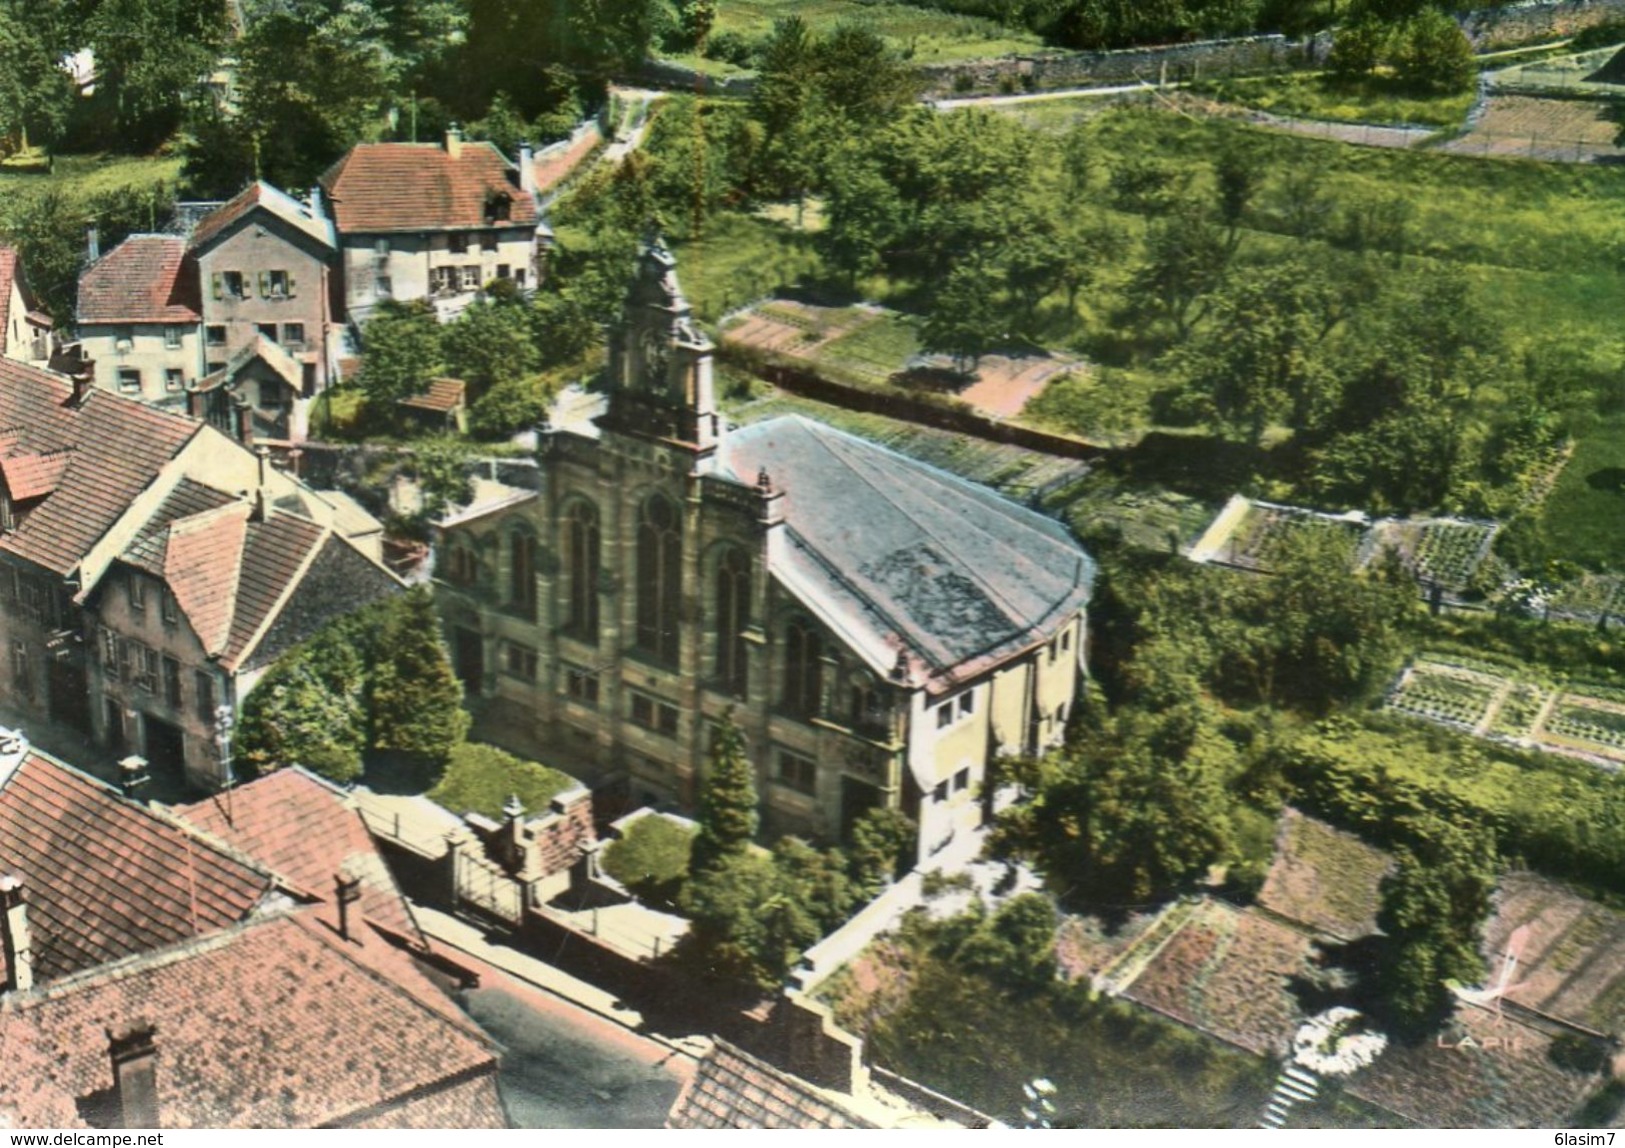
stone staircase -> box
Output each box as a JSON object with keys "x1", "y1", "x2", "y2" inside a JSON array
[{"x1": 1259, "y1": 1064, "x2": 1319, "y2": 1129}]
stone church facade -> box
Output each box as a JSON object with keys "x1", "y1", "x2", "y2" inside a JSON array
[{"x1": 435, "y1": 241, "x2": 1094, "y2": 861}]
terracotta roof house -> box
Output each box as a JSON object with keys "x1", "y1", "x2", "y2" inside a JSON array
[
  {"x1": 0, "y1": 740, "x2": 506, "y2": 1129},
  {"x1": 434, "y1": 240, "x2": 1092, "y2": 860},
  {"x1": 321, "y1": 128, "x2": 548, "y2": 324},
  {"x1": 0, "y1": 247, "x2": 54, "y2": 368},
  {"x1": 0, "y1": 357, "x2": 398, "y2": 791},
  {"x1": 74, "y1": 235, "x2": 202, "y2": 412}
]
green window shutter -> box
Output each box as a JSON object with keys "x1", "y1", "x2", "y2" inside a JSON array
[
  {"x1": 211, "y1": 273, "x2": 222, "y2": 300},
  {"x1": 257, "y1": 271, "x2": 270, "y2": 298},
  {"x1": 287, "y1": 273, "x2": 296, "y2": 297}
]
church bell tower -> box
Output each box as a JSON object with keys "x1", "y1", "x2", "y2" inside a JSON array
[{"x1": 605, "y1": 235, "x2": 719, "y2": 454}]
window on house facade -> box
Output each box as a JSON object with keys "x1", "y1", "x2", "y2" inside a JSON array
[
  {"x1": 164, "y1": 368, "x2": 184, "y2": 392},
  {"x1": 565, "y1": 665, "x2": 599, "y2": 706},
  {"x1": 936, "y1": 702, "x2": 953, "y2": 730},
  {"x1": 443, "y1": 534, "x2": 476, "y2": 586},
  {"x1": 934, "y1": 780, "x2": 949, "y2": 803},
  {"x1": 114, "y1": 329, "x2": 134, "y2": 353},
  {"x1": 959, "y1": 690, "x2": 975, "y2": 718},
  {"x1": 376, "y1": 275, "x2": 393, "y2": 299},
  {"x1": 223, "y1": 271, "x2": 246, "y2": 298},
  {"x1": 630, "y1": 692, "x2": 678, "y2": 737},
  {"x1": 99, "y1": 627, "x2": 119, "y2": 680},
  {"x1": 448, "y1": 233, "x2": 468, "y2": 255},
  {"x1": 282, "y1": 322, "x2": 305, "y2": 347},
  {"x1": 195, "y1": 670, "x2": 216, "y2": 725},
  {"x1": 129, "y1": 572, "x2": 147, "y2": 613},
  {"x1": 163, "y1": 326, "x2": 182, "y2": 349},
  {"x1": 460, "y1": 265, "x2": 481, "y2": 291},
  {"x1": 11, "y1": 640, "x2": 30, "y2": 700},
  {"x1": 714, "y1": 548, "x2": 750, "y2": 698},
  {"x1": 503, "y1": 642, "x2": 537, "y2": 681},
  {"x1": 206, "y1": 325, "x2": 227, "y2": 347},
  {"x1": 516, "y1": 268, "x2": 527, "y2": 288},
  {"x1": 207, "y1": 361, "x2": 226, "y2": 376},
  {"x1": 635, "y1": 494, "x2": 681, "y2": 665},
  {"x1": 954, "y1": 767, "x2": 970, "y2": 793},
  {"x1": 509, "y1": 530, "x2": 536, "y2": 621},
  {"x1": 374, "y1": 238, "x2": 390, "y2": 257},
  {"x1": 850, "y1": 680, "x2": 887, "y2": 738},
  {"x1": 565, "y1": 499, "x2": 600, "y2": 641},
  {"x1": 777, "y1": 750, "x2": 816, "y2": 795},
  {"x1": 1061, "y1": 628, "x2": 1072, "y2": 653},
  {"x1": 161, "y1": 589, "x2": 178, "y2": 625},
  {"x1": 266, "y1": 270, "x2": 289, "y2": 297},
  {"x1": 133, "y1": 644, "x2": 158, "y2": 692},
  {"x1": 783, "y1": 619, "x2": 822, "y2": 720},
  {"x1": 497, "y1": 264, "x2": 511, "y2": 280},
  {"x1": 117, "y1": 368, "x2": 141, "y2": 394},
  {"x1": 430, "y1": 267, "x2": 456, "y2": 295},
  {"x1": 163, "y1": 656, "x2": 182, "y2": 708}
]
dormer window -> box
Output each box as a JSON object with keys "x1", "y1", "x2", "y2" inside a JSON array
[
  {"x1": 484, "y1": 191, "x2": 512, "y2": 224},
  {"x1": 128, "y1": 572, "x2": 147, "y2": 613}
]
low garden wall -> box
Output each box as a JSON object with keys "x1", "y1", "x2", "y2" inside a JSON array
[{"x1": 920, "y1": 34, "x2": 1297, "y2": 97}]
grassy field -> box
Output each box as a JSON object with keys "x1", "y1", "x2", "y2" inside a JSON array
[
  {"x1": 426, "y1": 743, "x2": 576, "y2": 821},
  {"x1": 666, "y1": 0, "x2": 1043, "y2": 72},
  {"x1": 1190, "y1": 71, "x2": 1478, "y2": 128},
  {"x1": 670, "y1": 213, "x2": 824, "y2": 322},
  {"x1": 0, "y1": 152, "x2": 181, "y2": 202},
  {"x1": 1543, "y1": 414, "x2": 1625, "y2": 570}
]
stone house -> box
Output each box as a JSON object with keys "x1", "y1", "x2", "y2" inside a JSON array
[
  {"x1": 74, "y1": 234, "x2": 201, "y2": 410},
  {"x1": 186, "y1": 181, "x2": 341, "y2": 442},
  {"x1": 0, "y1": 247, "x2": 54, "y2": 367},
  {"x1": 0, "y1": 741, "x2": 507, "y2": 1128},
  {"x1": 434, "y1": 241, "x2": 1093, "y2": 862},
  {"x1": 319, "y1": 128, "x2": 547, "y2": 326},
  {"x1": 0, "y1": 358, "x2": 397, "y2": 790}
]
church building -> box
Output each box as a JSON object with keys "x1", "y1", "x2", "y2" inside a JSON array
[{"x1": 434, "y1": 240, "x2": 1094, "y2": 861}]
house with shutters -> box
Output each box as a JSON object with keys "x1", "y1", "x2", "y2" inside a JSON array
[
  {"x1": 74, "y1": 184, "x2": 339, "y2": 444},
  {"x1": 74, "y1": 234, "x2": 201, "y2": 410},
  {"x1": 0, "y1": 247, "x2": 55, "y2": 368},
  {"x1": 319, "y1": 128, "x2": 547, "y2": 326},
  {"x1": 0, "y1": 357, "x2": 397, "y2": 790},
  {"x1": 432, "y1": 240, "x2": 1093, "y2": 862},
  {"x1": 187, "y1": 181, "x2": 340, "y2": 444},
  {"x1": 0, "y1": 739, "x2": 508, "y2": 1129}
]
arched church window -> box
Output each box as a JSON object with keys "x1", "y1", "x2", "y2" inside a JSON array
[
  {"x1": 443, "y1": 533, "x2": 476, "y2": 586},
  {"x1": 565, "y1": 500, "x2": 600, "y2": 640},
  {"x1": 636, "y1": 493, "x2": 682, "y2": 664},
  {"x1": 509, "y1": 529, "x2": 536, "y2": 621},
  {"x1": 783, "y1": 618, "x2": 822, "y2": 719},
  {"x1": 715, "y1": 548, "x2": 751, "y2": 698}
]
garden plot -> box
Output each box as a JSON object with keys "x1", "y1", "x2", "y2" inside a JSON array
[
  {"x1": 1547, "y1": 574, "x2": 1625, "y2": 626},
  {"x1": 1359, "y1": 518, "x2": 1498, "y2": 592},
  {"x1": 1385, "y1": 656, "x2": 1625, "y2": 769},
  {"x1": 1194, "y1": 498, "x2": 1365, "y2": 572},
  {"x1": 1257, "y1": 809, "x2": 1390, "y2": 942},
  {"x1": 720, "y1": 300, "x2": 873, "y2": 359},
  {"x1": 1483, "y1": 871, "x2": 1625, "y2": 1035},
  {"x1": 1437, "y1": 95, "x2": 1625, "y2": 164},
  {"x1": 1386, "y1": 662, "x2": 1501, "y2": 732}
]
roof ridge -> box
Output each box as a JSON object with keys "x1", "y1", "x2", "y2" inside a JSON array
[{"x1": 797, "y1": 423, "x2": 1031, "y2": 634}]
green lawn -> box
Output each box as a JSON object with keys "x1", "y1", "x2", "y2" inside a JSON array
[
  {"x1": 666, "y1": 0, "x2": 1043, "y2": 73},
  {"x1": 672, "y1": 213, "x2": 824, "y2": 322},
  {"x1": 1543, "y1": 414, "x2": 1625, "y2": 569},
  {"x1": 815, "y1": 312, "x2": 922, "y2": 384},
  {"x1": 602, "y1": 812, "x2": 695, "y2": 903},
  {"x1": 0, "y1": 151, "x2": 181, "y2": 202},
  {"x1": 1190, "y1": 71, "x2": 1478, "y2": 128},
  {"x1": 426, "y1": 743, "x2": 576, "y2": 821}
]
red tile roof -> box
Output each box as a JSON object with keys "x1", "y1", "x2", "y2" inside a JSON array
[
  {"x1": 320, "y1": 142, "x2": 539, "y2": 234},
  {"x1": 0, "y1": 751, "x2": 271, "y2": 987},
  {"x1": 221, "y1": 510, "x2": 327, "y2": 668},
  {"x1": 399, "y1": 377, "x2": 467, "y2": 414},
  {"x1": 188, "y1": 181, "x2": 335, "y2": 254},
  {"x1": 176, "y1": 769, "x2": 423, "y2": 946},
  {"x1": 667, "y1": 1041, "x2": 876, "y2": 1129},
  {"x1": 0, "y1": 913, "x2": 503, "y2": 1128},
  {"x1": 0, "y1": 449, "x2": 74, "y2": 502},
  {"x1": 164, "y1": 503, "x2": 250, "y2": 653},
  {"x1": 0, "y1": 359, "x2": 200, "y2": 576},
  {"x1": 76, "y1": 235, "x2": 201, "y2": 324}
]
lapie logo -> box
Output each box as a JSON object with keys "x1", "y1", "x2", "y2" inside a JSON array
[{"x1": 1435, "y1": 1033, "x2": 1525, "y2": 1053}]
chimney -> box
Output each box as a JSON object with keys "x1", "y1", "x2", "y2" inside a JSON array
[
  {"x1": 0, "y1": 874, "x2": 33, "y2": 993},
  {"x1": 445, "y1": 122, "x2": 463, "y2": 159},
  {"x1": 85, "y1": 223, "x2": 100, "y2": 264},
  {"x1": 519, "y1": 141, "x2": 535, "y2": 196},
  {"x1": 108, "y1": 1026, "x2": 159, "y2": 1128},
  {"x1": 118, "y1": 755, "x2": 149, "y2": 801},
  {"x1": 250, "y1": 445, "x2": 270, "y2": 522},
  {"x1": 234, "y1": 402, "x2": 252, "y2": 446},
  {"x1": 307, "y1": 184, "x2": 323, "y2": 219},
  {"x1": 334, "y1": 868, "x2": 363, "y2": 943},
  {"x1": 70, "y1": 370, "x2": 92, "y2": 408}
]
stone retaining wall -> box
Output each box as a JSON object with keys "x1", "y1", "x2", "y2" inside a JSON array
[{"x1": 1460, "y1": 0, "x2": 1625, "y2": 47}]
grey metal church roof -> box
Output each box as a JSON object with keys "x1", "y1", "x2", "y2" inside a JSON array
[{"x1": 715, "y1": 416, "x2": 1094, "y2": 690}]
